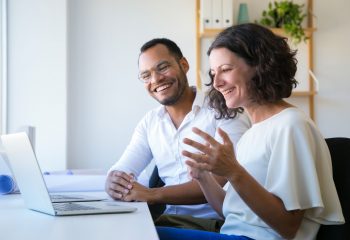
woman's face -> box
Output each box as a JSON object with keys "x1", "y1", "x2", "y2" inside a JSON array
[{"x1": 209, "y1": 48, "x2": 255, "y2": 109}]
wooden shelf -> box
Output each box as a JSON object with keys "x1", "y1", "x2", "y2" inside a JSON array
[
  {"x1": 200, "y1": 27, "x2": 316, "y2": 39},
  {"x1": 270, "y1": 27, "x2": 316, "y2": 38},
  {"x1": 200, "y1": 29, "x2": 222, "y2": 38},
  {"x1": 291, "y1": 91, "x2": 317, "y2": 97}
]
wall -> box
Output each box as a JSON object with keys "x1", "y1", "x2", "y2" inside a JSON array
[
  {"x1": 0, "y1": 1, "x2": 3, "y2": 133},
  {"x1": 6, "y1": 0, "x2": 67, "y2": 170},
  {"x1": 4, "y1": 0, "x2": 350, "y2": 171},
  {"x1": 0, "y1": 0, "x2": 6, "y2": 134},
  {"x1": 314, "y1": 0, "x2": 350, "y2": 138},
  {"x1": 67, "y1": 0, "x2": 196, "y2": 170}
]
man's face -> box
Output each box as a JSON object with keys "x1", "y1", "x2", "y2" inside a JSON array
[{"x1": 138, "y1": 44, "x2": 189, "y2": 106}]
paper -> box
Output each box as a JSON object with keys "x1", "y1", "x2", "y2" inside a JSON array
[
  {"x1": 1, "y1": 148, "x2": 107, "y2": 194},
  {"x1": 0, "y1": 170, "x2": 107, "y2": 195},
  {"x1": 0, "y1": 175, "x2": 19, "y2": 194},
  {"x1": 44, "y1": 174, "x2": 107, "y2": 192}
]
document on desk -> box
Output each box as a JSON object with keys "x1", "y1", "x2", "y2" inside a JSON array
[
  {"x1": 0, "y1": 171, "x2": 107, "y2": 195},
  {"x1": 0, "y1": 152, "x2": 20, "y2": 194},
  {"x1": 44, "y1": 174, "x2": 107, "y2": 192}
]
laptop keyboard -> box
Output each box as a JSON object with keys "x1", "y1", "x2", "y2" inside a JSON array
[
  {"x1": 50, "y1": 194, "x2": 84, "y2": 200},
  {"x1": 53, "y1": 202, "x2": 99, "y2": 211}
]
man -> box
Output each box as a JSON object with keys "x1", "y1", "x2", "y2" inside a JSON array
[{"x1": 105, "y1": 38, "x2": 250, "y2": 231}]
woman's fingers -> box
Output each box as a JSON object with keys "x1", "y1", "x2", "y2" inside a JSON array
[
  {"x1": 192, "y1": 127, "x2": 219, "y2": 147},
  {"x1": 185, "y1": 159, "x2": 211, "y2": 172},
  {"x1": 217, "y1": 127, "x2": 233, "y2": 147},
  {"x1": 183, "y1": 138, "x2": 209, "y2": 155},
  {"x1": 183, "y1": 127, "x2": 220, "y2": 156},
  {"x1": 182, "y1": 150, "x2": 209, "y2": 164}
]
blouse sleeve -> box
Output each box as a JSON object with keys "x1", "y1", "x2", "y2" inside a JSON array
[
  {"x1": 265, "y1": 116, "x2": 344, "y2": 224},
  {"x1": 108, "y1": 114, "x2": 153, "y2": 177}
]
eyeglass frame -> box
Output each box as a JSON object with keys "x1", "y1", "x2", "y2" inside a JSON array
[{"x1": 138, "y1": 58, "x2": 182, "y2": 83}]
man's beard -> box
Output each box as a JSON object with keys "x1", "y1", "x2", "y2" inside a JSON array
[{"x1": 157, "y1": 76, "x2": 187, "y2": 106}]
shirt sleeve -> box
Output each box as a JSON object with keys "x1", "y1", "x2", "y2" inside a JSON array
[
  {"x1": 108, "y1": 114, "x2": 153, "y2": 177},
  {"x1": 266, "y1": 116, "x2": 344, "y2": 224},
  {"x1": 215, "y1": 111, "x2": 251, "y2": 149}
]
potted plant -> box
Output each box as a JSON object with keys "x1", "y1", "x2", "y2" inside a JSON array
[{"x1": 259, "y1": 0, "x2": 307, "y2": 44}]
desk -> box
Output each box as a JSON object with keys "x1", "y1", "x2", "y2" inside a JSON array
[{"x1": 0, "y1": 192, "x2": 159, "y2": 240}]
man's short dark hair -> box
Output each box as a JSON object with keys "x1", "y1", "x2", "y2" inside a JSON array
[{"x1": 140, "y1": 38, "x2": 183, "y2": 61}]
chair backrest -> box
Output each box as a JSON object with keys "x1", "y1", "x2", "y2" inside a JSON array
[
  {"x1": 317, "y1": 138, "x2": 350, "y2": 239},
  {"x1": 149, "y1": 166, "x2": 165, "y2": 188},
  {"x1": 148, "y1": 166, "x2": 165, "y2": 220}
]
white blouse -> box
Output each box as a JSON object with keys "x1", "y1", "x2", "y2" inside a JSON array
[{"x1": 220, "y1": 108, "x2": 344, "y2": 240}]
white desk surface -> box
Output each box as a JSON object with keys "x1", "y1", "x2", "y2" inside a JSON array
[{"x1": 0, "y1": 192, "x2": 159, "y2": 240}]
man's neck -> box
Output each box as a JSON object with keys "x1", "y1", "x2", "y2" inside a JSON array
[{"x1": 165, "y1": 87, "x2": 196, "y2": 129}]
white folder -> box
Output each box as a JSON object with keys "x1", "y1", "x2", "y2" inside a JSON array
[
  {"x1": 212, "y1": 0, "x2": 223, "y2": 29},
  {"x1": 200, "y1": 0, "x2": 212, "y2": 31},
  {"x1": 222, "y1": 0, "x2": 234, "y2": 28}
]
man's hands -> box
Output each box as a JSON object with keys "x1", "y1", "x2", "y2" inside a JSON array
[
  {"x1": 105, "y1": 170, "x2": 134, "y2": 200},
  {"x1": 105, "y1": 170, "x2": 156, "y2": 203},
  {"x1": 123, "y1": 181, "x2": 157, "y2": 204}
]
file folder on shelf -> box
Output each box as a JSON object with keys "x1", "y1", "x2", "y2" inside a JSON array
[
  {"x1": 200, "y1": 0, "x2": 212, "y2": 31},
  {"x1": 222, "y1": 0, "x2": 234, "y2": 28},
  {"x1": 212, "y1": 0, "x2": 223, "y2": 29}
]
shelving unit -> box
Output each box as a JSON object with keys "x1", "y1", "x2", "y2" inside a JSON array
[{"x1": 195, "y1": 0, "x2": 316, "y2": 120}]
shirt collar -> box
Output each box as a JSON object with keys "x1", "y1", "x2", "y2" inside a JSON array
[{"x1": 191, "y1": 86, "x2": 206, "y2": 115}]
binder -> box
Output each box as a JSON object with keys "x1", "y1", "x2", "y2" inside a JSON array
[
  {"x1": 200, "y1": 0, "x2": 212, "y2": 31},
  {"x1": 212, "y1": 0, "x2": 223, "y2": 29},
  {"x1": 222, "y1": 0, "x2": 233, "y2": 28}
]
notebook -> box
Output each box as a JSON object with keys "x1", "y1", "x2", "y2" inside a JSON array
[{"x1": 1, "y1": 132, "x2": 137, "y2": 216}]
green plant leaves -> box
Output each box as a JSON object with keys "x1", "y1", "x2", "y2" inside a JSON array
[{"x1": 259, "y1": 0, "x2": 308, "y2": 44}]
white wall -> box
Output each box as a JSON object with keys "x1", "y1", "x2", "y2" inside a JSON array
[
  {"x1": 314, "y1": 0, "x2": 350, "y2": 138},
  {"x1": 6, "y1": 0, "x2": 67, "y2": 171},
  {"x1": 0, "y1": 0, "x2": 4, "y2": 134},
  {"x1": 67, "y1": 0, "x2": 196, "y2": 170},
  {"x1": 4, "y1": 0, "x2": 350, "y2": 171}
]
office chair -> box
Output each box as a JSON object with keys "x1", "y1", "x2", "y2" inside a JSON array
[
  {"x1": 317, "y1": 137, "x2": 350, "y2": 239},
  {"x1": 148, "y1": 166, "x2": 165, "y2": 220}
]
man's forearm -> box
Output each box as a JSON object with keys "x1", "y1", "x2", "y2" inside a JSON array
[
  {"x1": 150, "y1": 180, "x2": 207, "y2": 205},
  {"x1": 150, "y1": 176, "x2": 227, "y2": 205}
]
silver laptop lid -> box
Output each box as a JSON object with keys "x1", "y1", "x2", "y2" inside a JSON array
[
  {"x1": 2, "y1": 132, "x2": 137, "y2": 216},
  {"x1": 1, "y1": 132, "x2": 56, "y2": 215}
]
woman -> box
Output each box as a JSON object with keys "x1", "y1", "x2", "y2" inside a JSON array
[{"x1": 156, "y1": 23, "x2": 344, "y2": 240}]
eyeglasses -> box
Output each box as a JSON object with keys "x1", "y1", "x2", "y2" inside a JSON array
[{"x1": 138, "y1": 61, "x2": 173, "y2": 83}]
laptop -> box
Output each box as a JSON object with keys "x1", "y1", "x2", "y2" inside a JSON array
[{"x1": 1, "y1": 132, "x2": 137, "y2": 216}]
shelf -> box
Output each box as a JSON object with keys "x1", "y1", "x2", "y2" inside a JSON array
[
  {"x1": 200, "y1": 27, "x2": 316, "y2": 39},
  {"x1": 200, "y1": 29, "x2": 223, "y2": 38},
  {"x1": 270, "y1": 27, "x2": 316, "y2": 38},
  {"x1": 291, "y1": 91, "x2": 317, "y2": 97}
]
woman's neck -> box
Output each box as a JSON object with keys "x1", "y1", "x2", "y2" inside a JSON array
[{"x1": 245, "y1": 100, "x2": 294, "y2": 124}]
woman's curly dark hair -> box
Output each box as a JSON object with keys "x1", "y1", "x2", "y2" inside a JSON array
[{"x1": 206, "y1": 23, "x2": 298, "y2": 119}]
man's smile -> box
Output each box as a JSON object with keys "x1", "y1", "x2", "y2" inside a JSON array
[{"x1": 153, "y1": 83, "x2": 173, "y2": 92}]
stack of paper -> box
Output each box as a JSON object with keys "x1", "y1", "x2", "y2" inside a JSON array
[{"x1": 1, "y1": 146, "x2": 108, "y2": 195}]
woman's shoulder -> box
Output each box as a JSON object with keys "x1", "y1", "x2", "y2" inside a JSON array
[{"x1": 272, "y1": 107, "x2": 313, "y2": 127}]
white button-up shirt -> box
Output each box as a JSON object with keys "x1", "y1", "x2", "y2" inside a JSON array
[{"x1": 109, "y1": 87, "x2": 251, "y2": 219}]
